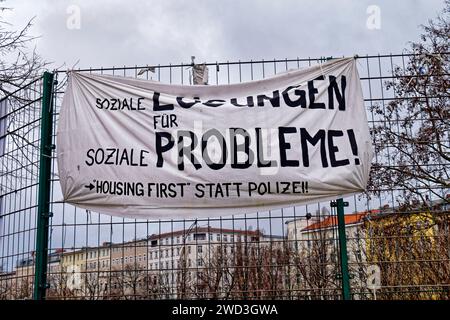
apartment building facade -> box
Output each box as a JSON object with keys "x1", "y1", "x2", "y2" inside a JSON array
[
  {"x1": 1, "y1": 227, "x2": 285, "y2": 299},
  {"x1": 146, "y1": 226, "x2": 284, "y2": 298},
  {"x1": 60, "y1": 243, "x2": 111, "y2": 296}
]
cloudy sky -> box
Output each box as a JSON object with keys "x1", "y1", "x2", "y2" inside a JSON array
[{"x1": 3, "y1": 0, "x2": 446, "y2": 69}]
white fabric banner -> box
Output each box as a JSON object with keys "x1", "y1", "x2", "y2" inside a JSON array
[{"x1": 57, "y1": 57, "x2": 373, "y2": 219}]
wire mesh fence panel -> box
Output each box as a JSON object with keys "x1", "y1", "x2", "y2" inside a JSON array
[
  {"x1": 1, "y1": 53, "x2": 449, "y2": 300},
  {"x1": 0, "y1": 77, "x2": 43, "y2": 299}
]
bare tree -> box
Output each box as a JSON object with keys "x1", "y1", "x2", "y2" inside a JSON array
[
  {"x1": 368, "y1": 1, "x2": 449, "y2": 206},
  {"x1": 363, "y1": 211, "x2": 450, "y2": 300},
  {"x1": 292, "y1": 232, "x2": 340, "y2": 300},
  {"x1": 192, "y1": 245, "x2": 234, "y2": 299},
  {"x1": 175, "y1": 246, "x2": 190, "y2": 299},
  {"x1": 0, "y1": 1, "x2": 49, "y2": 200},
  {"x1": 0, "y1": 1, "x2": 46, "y2": 98},
  {"x1": 46, "y1": 267, "x2": 76, "y2": 300},
  {"x1": 0, "y1": 276, "x2": 12, "y2": 299},
  {"x1": 114, "y1": 264, "x2": 146, "y2": 300},
  {"x1": 14, "y1": 277, "x2": 33, "y2": 299},
  {"x1": 186, "y1": 239, "x2": 294, "y2": 300},
  {"x1": 144, "y1": 271, "x2": 171, "y2": 299},
  {"x1": 106, "y1": 264, "x2": 169, "y2": 300},
  {"x1": 83, "y1": 271, "x2": 104, "y2": 300}
]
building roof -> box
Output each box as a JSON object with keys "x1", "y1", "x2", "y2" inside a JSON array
[
  {"x1": 301, "y1": 210, "x2": 379, "y2": 232},
  {"x1": 147, "y1": 226, "x2": 262, "y2": 241},
  {"x1": 0, "y1": 271, "x2": 16, "y2": 277},
  {"x1": 57, "y1": 227, "x2": 271, "y2": 254},
  {"x1": 60, "y1": 244, "x2": 112, "y2": 256},
  {"x1": 17, "y1": 251, "x2": 63, "y2": 267}
]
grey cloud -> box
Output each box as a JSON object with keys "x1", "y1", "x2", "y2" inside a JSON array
[{"x1": 5, "y1": 0, "x2": 446, "y2": 69}]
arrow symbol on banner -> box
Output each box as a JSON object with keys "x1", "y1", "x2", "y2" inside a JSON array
[{"x1": 84, "y1": 183, "x2": 94, "y2": 191}]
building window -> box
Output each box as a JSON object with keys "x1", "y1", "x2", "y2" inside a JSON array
[
  {"x1": 223, "y1": 235, "x2": 228, "y2": 242},
  {"x1": 216, "y1": 234, "x2": 221, "y2": 242},
  {"x1": 209, "y1": 234, "x2": 213, "y2": 241},
  {"x1": 197, "y1": 259, "x2": 203, "y2": 267},
  {"x1": 194, "y1": 233, "x2": 206, "y2": 241},
  {"x1": 177, "y1": 236, "x2": 180, "y2": 244},
  {"x1": 197, "y1": 245, "x2": 203, "y2": 253}
]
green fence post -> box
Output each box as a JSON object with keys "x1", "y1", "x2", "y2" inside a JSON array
[
  {"x1": 325, "y1": 55, "x2": 351, "y2": 300},
  {"x1": 33, "y1": 72, "x2": 55, "y2": 300},
  {"x1": 333, "y1": 198, "x2": 351, "y2": 300}
]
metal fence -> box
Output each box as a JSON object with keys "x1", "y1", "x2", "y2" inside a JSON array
[{"x1": 0, "y1": 54, "x2": 449, "y2": 300}]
